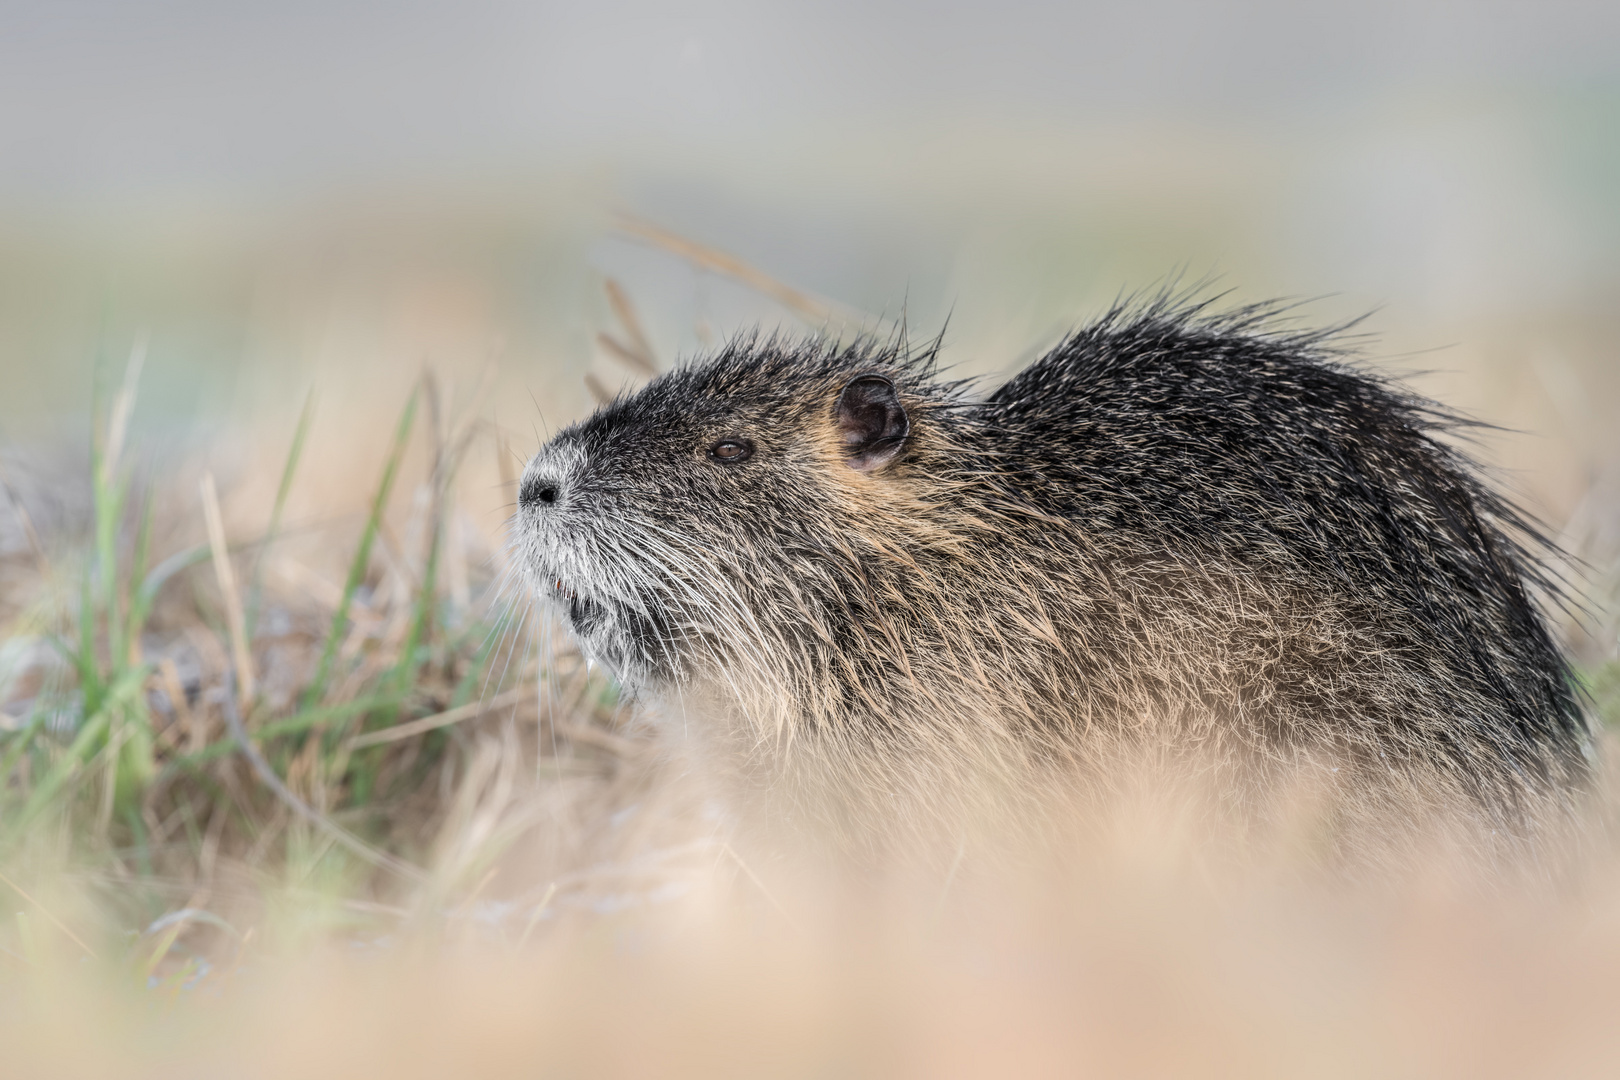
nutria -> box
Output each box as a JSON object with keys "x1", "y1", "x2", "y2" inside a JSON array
[{"x1": 514, "y1": 296, "x2": 1590, "y2": 862}]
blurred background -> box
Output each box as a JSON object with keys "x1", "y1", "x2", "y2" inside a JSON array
[
  {"x1": 2, "y1": 0, "x2": 1616, "y2": 548},
  {"x1": 1, "y1": 6, "x2": 1619, "y2": 1071}
]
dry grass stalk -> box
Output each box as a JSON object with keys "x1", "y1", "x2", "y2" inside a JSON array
[
  {"x1": 582, "y1": 372, "x2": 613, "y2": 405},
  {"x1": 347, "y1": 685, "x2": 533, "y2": 749},
  {"x1": 613, "y1": 213, "x2": 859, "y2": 327},
  {"x1": 600, "y1": 278, "x2": 658, "y2": 375},
  {"x1": 596, "y1": 333, "x2": 656, "y2": 378},
  {"x1": 101, "y1": 336, "x2": 146, "y2": 480},
  {"x1": 200, "y1": 472, "x2": 255, "y2": 710},
  {"x1": 218, "y1": 675, "x2": 427, "y2": 884},
  {"x1": 0, "y1": 868, "x2": 97, "y2": 960},
  {"x1": 0, "y1": 459, "x2": 50, "y2": 579}
]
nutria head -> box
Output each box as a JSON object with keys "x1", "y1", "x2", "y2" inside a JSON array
[{"x1": 514, "y1": 336, "x2": 952, "y2": 697}]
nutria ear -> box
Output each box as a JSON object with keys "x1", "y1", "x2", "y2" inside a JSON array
[{"x1": 834, "y1": 374, "x2": 910, "y2": 472}]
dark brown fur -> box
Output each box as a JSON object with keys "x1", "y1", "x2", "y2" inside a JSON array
[{"x1": 516, "y1": 297, "x2": 1591, "y2": 864}]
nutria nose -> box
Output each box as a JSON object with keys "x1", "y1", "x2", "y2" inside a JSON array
[{"x1": 520, "y1": 475, "x2": 561, "y2": 509}]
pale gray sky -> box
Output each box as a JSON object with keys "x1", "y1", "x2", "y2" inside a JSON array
[{"x1": 1, "y1": 0, "x2": 1615, "y2": 203}]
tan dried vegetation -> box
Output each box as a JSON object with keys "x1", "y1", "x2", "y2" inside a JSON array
[{"x1": 2, "y1": 224, "x2": 1620, "y2": 1078}]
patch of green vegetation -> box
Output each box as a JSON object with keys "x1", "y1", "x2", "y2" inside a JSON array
[{"x1": 0, "y1": 347, "x2": 538, "y2": 939}]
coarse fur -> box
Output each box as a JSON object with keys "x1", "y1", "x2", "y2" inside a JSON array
[{"x1": 514, "y1": 295, "x2": 1592, "y2": 867}]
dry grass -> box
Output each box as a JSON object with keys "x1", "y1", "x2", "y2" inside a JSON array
[{"x1": 2, "y1": 232, "x2": 1620, "y2": 1077}]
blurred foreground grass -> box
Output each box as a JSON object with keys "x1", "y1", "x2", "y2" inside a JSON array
[
  {"x1": 0, "y1": 323, "x2": 694, "y2": 973},
  {"x1": 2, "y1": 234, "x2": 1620, "y2": 1077}
]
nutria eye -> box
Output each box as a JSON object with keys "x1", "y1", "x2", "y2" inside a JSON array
[{"x1": 708, "y1": 438, "x2": 755, "y2": 464}]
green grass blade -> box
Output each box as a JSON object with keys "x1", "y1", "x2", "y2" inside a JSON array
[
  {"x1": 245, "y1": 387, "x2": 316, "y2": 646},
  {"x1": 123, "y1": 486, "x2": 156, "y2": 661},
  {"x1": 18, "y1": 666, "x2": 146, "y2": 824},
  {"x1": 75, "y1": 574, "x2": 104, "y2": 716},
  {"x1": 114, "y1": 678, "x2": 156, "y2": 809},
  {"x1": 123, "y1": 804, "x2": 153, "y2": 878},
  {"x1": 18, "y1": 711, "x2": 110, "y2": 824},
  {"x1": 449, "y1": 609, "x2": 516, "y2": 709},
  {"x1": 136, "y1": 543, "x2": 211, "y2": 611},
  {"x1": 0, "y1": 712, "x2": 45, "y2": 798},
  {"x1": 94, "y1": 465, "x2": 128, "y2": 674},
  {"x1": 390, "y1": 501, "x2": 441, "y2": 697},
  {"x1": 162, "y1": 694, "x2": 405, "y2": 770},
  {"x1": 302, "y1": 385, "x2": 419, "y2": 711},
  {"x1": 260, "y1": 693, "x2": 404, "y2": 742},
  {"x1": 349, "y1": 519, "x2": 439, "y2": 804}
]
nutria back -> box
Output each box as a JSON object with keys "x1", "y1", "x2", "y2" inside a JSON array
[{"x1": 515, "y1": 297, "x2": 1590, "y2": 862}]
